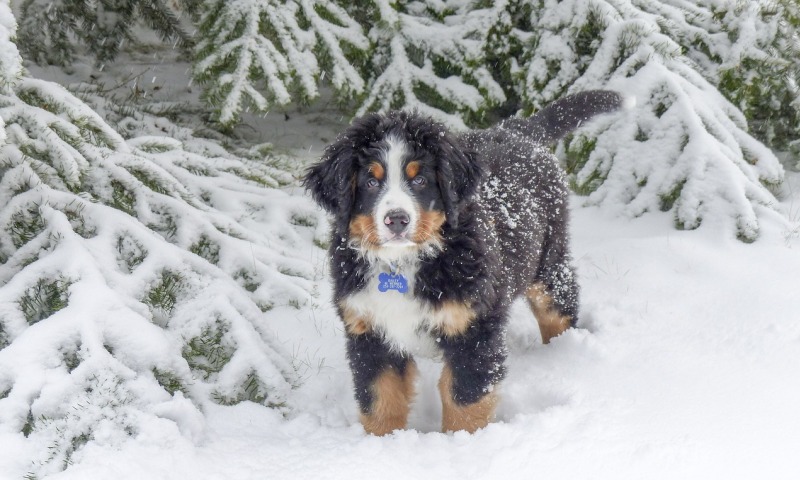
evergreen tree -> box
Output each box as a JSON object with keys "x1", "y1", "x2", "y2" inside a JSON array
[
  {"x1": 0, "y1": 6, "x2": 322, "y2": 475},
  {"x1": 357, "y1": 0, "x2": 505, "y2": 129},
  {"x1": 10, "y1": 0, "x2": 797, "y2": 238},
  {"x1": 192, "y1": 0, "x2": 369, "y2": 127},
  {"x1": 16, "y1": 0, "x2": 191, "y2": 67},
  {"x1": 644, "y1": 0, "x2": 800, "y2": 161},
  {"x1": 510, "y1": 0, "x2": 786, "y2": 241},
  {"x1": 714, "y1": 0, "x2": 800, "y2": 161},
  {"x1": 467, "y1": 0, "x2": 528, "y2": 120},
  {"x1": 0, "y1": 0, "x2": 22, "y2": 92}
]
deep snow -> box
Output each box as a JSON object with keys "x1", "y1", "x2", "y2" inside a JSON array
[{"x1": 3, "y1": 183, "x2": 798, "y2": 479}]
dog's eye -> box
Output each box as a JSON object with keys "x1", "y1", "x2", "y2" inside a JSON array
[
  {"x1": 411, "y1": 176, "x2": 426, "y2": 187},
  {"x1": 366, "y1": 178, "x2": 380, "y2": 189}
]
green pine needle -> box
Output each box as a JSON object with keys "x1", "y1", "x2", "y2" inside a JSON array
[
  {"x1": 189, "y1": 235, "x2": 221, "y2": 265},
  {"x1": 143, "y1": 270, "x2": 184, "y2": 323},
  {"x1": 153, "y1": 368, "x2": 186, "y2": 396},
  {"x1": 660, "y1": 179, "x2": 687, "y2": 213},
  {"x1": 234, "y1": 269, "x2": 260, "y2": 293},
  {"x1": 63, "y1": 202, "x2": 95, "y2": 239},
  {"x1": 8, "y1": 204, "x2": 47, "y2": 249},
  {"x1": 0, "y1": 322, "x2": 9, "y2": 350},
  {"x1": 19, "y1": 277, "x2": 71, "y2": 325},
  {"x1": 182, "y1": 320, "x2": 233, "y2": 379},
  {"x1": 109, "y1": 180, "x2": 137, "y2": 216},
  {"x1": 116, "y1": 234, "x2": 148, "y2": 273},
  {"x1": 128, "y1": 168, "x2": 171, "y2": 196},
  {"x1": 61, "y1": 344, "x2": 81, "y2": 373},
  {"x1": 211, "y1": 371, "x2": 280, "y2": 407}
]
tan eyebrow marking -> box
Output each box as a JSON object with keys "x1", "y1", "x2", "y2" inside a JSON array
[
  {"x1": 369, "y1": 162, "x2": 385, "y2": 180},
  {"x1": 405, "y1": 160, "x2": 420, "y2": 179}
]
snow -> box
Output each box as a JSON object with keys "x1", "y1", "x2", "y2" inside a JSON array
[
  {"x1": 3, "y1": 176, "x2": 799, "y2": 478},
  {"x1": 3, "y1": 2, "x2": 800, "y2": 478}
]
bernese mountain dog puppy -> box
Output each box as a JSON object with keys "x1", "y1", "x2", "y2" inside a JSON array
[{"x1": 304, "y1": 90, "x2": 626, "y2": 435}]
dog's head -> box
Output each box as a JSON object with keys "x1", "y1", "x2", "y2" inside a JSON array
[{"x1": 303, "y1": 110, "x2": 483, "y2": 260}]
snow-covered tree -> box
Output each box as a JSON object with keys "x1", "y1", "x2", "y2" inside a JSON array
[
  {"x1": 640, "y1": 0, "x2": 800, "y2": 161},
  {"x1": 16, "y1": 0, "x2": 191, "y2": 67},
  {"x1": 713, "y1": 0, "x2": 800, "y2": 160},
  {"x1": 0, "y1": 0, "x2": 22, "y2": 92},
  {"x1": 357, "y1": 0, "x2": 505, "y2": 129},
  {"x1": 193, "y1": 0, "x2": 369, "y2": 127},
  {"x1": 0, "y1": 9, "x2": 324, "y2": 476},
  {"x1": 510, "y1": 0, "x2": 786, "y2": 241},
  {"x1": 464, "y1": 0, "x2": 536, "y2": 119},
  {"x1": 11, "y1": 0, "x2": 797, "y2": 243}
]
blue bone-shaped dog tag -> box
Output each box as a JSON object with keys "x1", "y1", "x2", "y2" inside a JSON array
[{"x1": 378, "y1": 272, "x2": 409, "y2": 293}]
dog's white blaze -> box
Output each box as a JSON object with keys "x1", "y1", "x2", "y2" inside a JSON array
[
  {"x1": 376, "y1": 137, "x2": 418, "y2": 243},
  {"x1": 343, "y1": 264, "x2": 440, "y2": 358}
]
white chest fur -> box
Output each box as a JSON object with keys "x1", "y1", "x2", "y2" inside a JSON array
[{"x1": 342, "y1": 263, "x2": 441, "y2": 358}]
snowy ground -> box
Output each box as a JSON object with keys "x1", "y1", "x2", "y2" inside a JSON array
[
  {"x1": 5, "y1": 46, "x2": 800, "y2": 480},
  {"x1": 3, "y1": 177, "x2": 796, "y2": 480}
]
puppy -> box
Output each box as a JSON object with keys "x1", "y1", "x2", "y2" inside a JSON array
[{"x1": 304, "y1": 90, "x2": 625, "y2": 435}]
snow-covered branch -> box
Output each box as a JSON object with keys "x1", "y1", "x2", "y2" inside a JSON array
[
  {"x1": 357, "y1": 0, "x2": 505, "y2": 129},
  {"x1": 194, "y1": 0, "x2": 368, "y2": 127}
]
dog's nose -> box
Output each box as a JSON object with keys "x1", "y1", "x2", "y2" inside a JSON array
[{"x1": 384, "y1": 210, "x2": 410, "y2": 234}]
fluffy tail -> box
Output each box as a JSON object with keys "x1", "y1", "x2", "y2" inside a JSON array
[{"x1": 500, "y1": 90, "x2": 630, "y2": 144}]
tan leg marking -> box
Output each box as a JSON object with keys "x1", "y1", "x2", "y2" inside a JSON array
[
  {"x1": 412, "y1": 210, "x2": 446, "y2": 244},
  {"x1": 361, "y1": 362, "x2": 418, "y2": 436},
  {"x1": 526, "y1": 282, "x2": 572, "y2": 344},
  {"x1": 349, "y1": 214, "x2": 380, "y2": 247},
  {"x1": 430, "y1": 301, "x2": 476, "y2": 337},
  {"x1": 339, "y1": 303, "x2": 372, "y2": 335},
  {"x1": 438, "y1": 364, "x2": 498, "y2": 433}
]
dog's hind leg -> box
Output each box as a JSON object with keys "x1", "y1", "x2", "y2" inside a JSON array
[
  {"x1": 526, "y1": 282, "x2": 574, "y2": 344},
  {"x1": 527, "y1": 239, "x2": 579, "y2": 344}
]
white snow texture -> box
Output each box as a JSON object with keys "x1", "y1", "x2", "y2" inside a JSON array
[{"x1": 1, "y1": 0, "x2": 800, "y2": 479}]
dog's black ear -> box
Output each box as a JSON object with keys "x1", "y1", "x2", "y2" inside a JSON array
[
  {"x1": 303, "y1": 136, "x2": 358, "y2": 219},
  {"x1": 435, "y1": 133, "x2": 483, "y2": 228}
]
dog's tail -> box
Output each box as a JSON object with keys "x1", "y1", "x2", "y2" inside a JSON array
[{"x1": 500, "y1": 90, "x2": 631, "y2": 144}]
